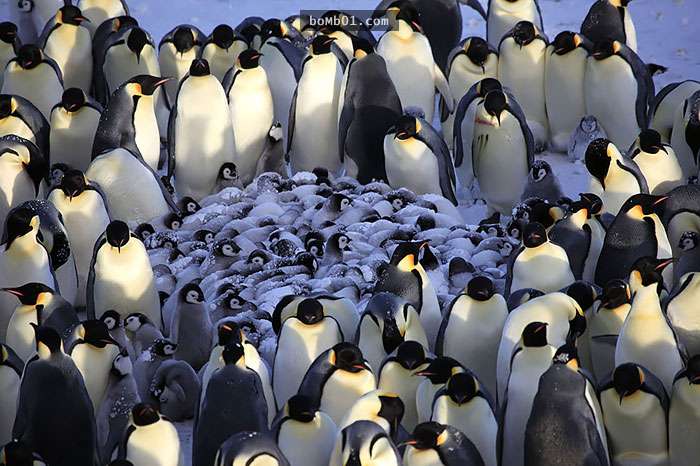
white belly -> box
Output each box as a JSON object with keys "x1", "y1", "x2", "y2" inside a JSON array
[
  {"x1": 545, "y1": 48, "x2": 587, "y2": 152},
  {"x1": 590, "y1": 168, "x2": 642, "y2": 216},
  {"x1": 44, "y1": 26, "x2": 93, "y2": 92},
  {"x1": 1, "y1": 63, "x2": 63, "y2": 119},
  {"x1": 416, "y1": 379, "x2": 441, "y2": 424},
  {"x1": 0, "y1": 155, "x2": 36, "y2": 223},
  {"x1": 260, "y1": 41, "x2": 296, "y2": 149},
  {"x1": 50, "y1": 107, "x2": 101, "y2": 172},
  {"x1": 378, "y1": 363, "x2": 424, "y2": 431},
  {"x1": 667, "y1": 275, "x2": 700, "y2": 356},
  {"x1": 159, "y1": 45, "x2": 199, "y2": 105},
  {"x1": 669, "y1": 381, "x2": 700, "y2": 466},
  {"x1": 72, "y1": 343, "x2": 120, "y2": 411},
  {"x1": 0, "y1": 115, "x2": 36, "y2": 144},
  {"x1": 651, "y1": 81, "x2": 700, "y2": 141},
  {"x1": 511, "y1": 244, "x2": 575, "y2": 294},
  {"x1": 126, "y1": 422, "x2": 182, "y2": 466},
  {"x1": 6, "y1": 307, "x2": 37, "y2": 362},
  {"x1": 78, "y1": 0, "x2": 127, "y2": 31},
  {"x1": 104, "y1": 45, "x2": 159, "y2": 95},
  {"x1": 202, "y1": 43, "x2": 246, "y2": 83},
  {"x1": 133, "y1": 96, "x2": 161, "y2": 171},
  {"x1": 0, "y1": 365, "x2": 20, "y2": 446},
  {"x1": 320, "y1": 369, "x2": 376, "y2": 425},
  {"x1": 384, "y1": 137, "x2": 442, "y2": 197},
  {"x1": 623, "y1": 10, "x2": 637, "y2": 52},
  {"x1": 0, "y1": 43, "x2": 14, "y2": 89},
  {"x1": 278, "y1": 414, "x2": 337, "y2": 466},
  {"x1": 487, "y1": 0, "x2": 541, "y2": 46}
]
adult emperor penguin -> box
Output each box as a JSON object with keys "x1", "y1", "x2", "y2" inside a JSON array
[
  {"x1": 431, "y1": 371, "x2": 497, "y2": 466},
  {"x1": 77, "y1": 0, "x2": 129, "y2": 32},
  {"x1": 650, "y1": 80, "x2": 700, "y2": 142},
  {"x1": 404, "y1": 422, "x2": 485, "y2": 466},
  {"x1": 169, "y1": 58, "x2": 235, "y2": 200},
  {"x1": 337, "y1": 37, "x2": 402, "y2": 184},
  {"x1": 667, "y1": 234, "x2": 700, "y2": 354},
  {"x1": 486, "y1": 0, "x2": 543, "y2": 47},
  {"x1": 272, "y1": 293, "x2": 359, "y2": 343},
  {"x1": 216, "y1": 431, "x2": 291, "y2": 466},
  {"x1": 376, "y1": 3, "x2": 453, "y2": 123},
  {"x1": 39, "y1": 5, "x2": 92, "y2": 93},
  {"x1": 120, "y1": 403, "x2": 183, "y2": 466},
  {"x1": 442, "y1": 37, "x2": 498, "y2": 149},
  {"x1": 594, "y1": 194, "x2": 671, "y2": 287},
  {"x1": 91, "y1": 15, "x2": 138, "y2": 105},
  {"x1": 297, "y1": 342, "x2": 376, "y2": 425},
  {"x1": 0, "y1": 135, "x2": 46, "y2": 227},
  {"x1": 0, "y1": 94, "x2": 49, "y2": 155},
  {"x1": 383, "y1": 114, "x2": 458, "y2": 205},
  {"x1": 436, "y1": 276, "x2": 506, "y2": 396},
  {"x1": 1, "y1": 44, "x2": 63, "y2": 119},
  {"x1": 14, "y1": 325, "x2": 99, "y2": 466},
  {"x1": 287, "y1": 35, "x2": 344, "y2": 175},
  {"x1": 584, "y1": 40, "x2": 653, "y2": 150},
  {"x1": 628, "y1": 129, "x2": 684, "y2": 194},
  {"x1": 581, "y1": 0, "x2": 637, "y2": 52},
  {"x1": 224, "y1": 49, "x2": 273, "y2": 186},
  {"x1": 472, "y1": 89, "x2": 533, "y2": 214},
  {"x1": 545, "y1": 31, "x2": 592, "y2": 152},
  {"x1": 506, "y1": 222, "x2": 575, "y2": 297},
  {"x1": 0, "y1": 343, "x2": 22, "y2": 447},
  {"x1": 0, "y1": 22, "x2": 20, "y2": 89},
  {"x1": 499, "y1": 322, "x2": 556, "y2": 466},
  {"x1": 670, "y1": 90, "x2": 700, "y2": 180},
  {"x1": 588, "y1": 279, "x2": 631, "y2": 382},
  {"x1": 328, "y1": 420, "x2": 401, "y2": 466},
  {"x1": 669, "y1": 356, "x2": 700, "y2": 466},
  {"x1": 600, "y1": 363, "x2": 669, "y2": 466},
  {"x1": 337, "y1": 390, "x2": 405, "y2": 442},
  {"x1": 169, "y1": 282, "x2": 212, "y2": 371},
  {"x1": 272, "y1": 394, "x2": 337, "y2": 466},
  {"x1": 158, "y1": 24, "x2": 204, "y2": 104},
  {"x1": 498, "y1": 21, "x2": 548, "y2": 148},
  {"x1": 201, "y1": 24, "x2": 248, "y2": 83},
  {"x1": 272, "y1": 296, "x2": 343, "y2": 405},
  {"x1": 87, "y1": 220, "x2": 162, "y2": 327},
  {"x1": 415, "y1": 357, "x2": 466, "y2": 424},
  {"x1": 49, "y1": 88, "x2": 102, "y2": 172},
  {"x1": 585, "y1": 138, "x2": 648, "y2": 216}
]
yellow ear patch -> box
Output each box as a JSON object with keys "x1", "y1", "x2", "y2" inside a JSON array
[
  {"x1": 10, "y1": 97, "x2": 18, "y2": 115},
  {"x1": 397, "y1": 254, "x2": 416, "y2": 272},
  {"x1": 437, "y1": 430, "x2": 448, "y2": 446},
  {"x1": 329, "y1": 349, "x2": 337, "y2": 366},
  {"x1": 637, "y1": 366, "x2": 645, "y2": 384},
  {"x1": 574, "y1": 34, "x2": 582, "y2": 47},
  {"x1": 29, "y1": 215, "x2": 40, "y2": 230},
  {"x1": 613, "y1": 41, "x2": 621, "y2": 54},
  {"x1": 1, "y1": 345, "x2": 8, "y2": 362},
  {"x1": 415, "y1": 119, "x2": 422, "y2": 133},
  {"x1": 354, "y1": 49, "x2": 368, "y2": 59}
]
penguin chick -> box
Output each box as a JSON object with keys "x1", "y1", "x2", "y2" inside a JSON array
[
  {"x1": 125, "y1": 313, "x2": 164, "y2": 357},
  {"x1": 520, "y1": 160, "x2": 564, "y2": 204},
  {"x1": 132, "y1": 339, "x2": 176, "y2": 406},
  {"x1": 150, "y1": 359, "x2": 199, "y2": 421},
  {"x1": 170, "y1": 283, "x2": 212, "y2": 371},
  {"x1": 568, "y1": 115, "x2": 607, "y2": 163}
]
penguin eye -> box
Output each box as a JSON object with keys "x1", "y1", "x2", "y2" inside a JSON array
[
  {"x1": 538, "y1": 169, "x2": 546, "y2": 180},
  {"x1": 171, "y1": 221, "x2": 181, "y2": 229}
]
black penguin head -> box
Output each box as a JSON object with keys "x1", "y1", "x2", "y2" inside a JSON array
[
  {"x1": 4, "y1": 208, "x2": 39, "y2": 249},
  {"x1": 483, "y1": 90, "x2": 508, "y2": 123},
  {"x1": 194, "y1": 229, "x2": 215, "y2": 244},
  {"x1": 415, "y1": 357, "x2": 462, "y2": 384},
  {"x1": 260, "y1": 19, "x2": 286, "y2": 42},
  {"x1": 132, "y1": 403, "x2": 160, "y2": 426},
  {"x1": 2, "y1": 282, "x2": 53, "y2": 306},
  {"x1": 296, "y1": 298, "x2": 324, "y2": 325},
  {"x1": 391, "y1": 115, "x2": 419, "y2": 140},
  {"x1": 172, "y1": 26, "x2": 196, "y2": 54},
  {"x1": 408, "y1": 422, "x2": 447, "y2": 450},
  {"x1": 585, "y1": 138, "x2": 615, "y2": 187},
  {"x1": 684, "y1": 355, "x2": 700, "y2": 384},
  {"x1": 522, "y1": 322, "x2": 548, "y2": 347},
  {"x1": 683, "y1": 92, "x2": 700, "y2": 163},
  {"x1": 180, "y1": 282, "x2": 204, "y2": 304},
  {"x1": 378, "y1": 395, "x2": 404, "y2": 436},
  {"x1": 332, "y1": 343, "x2": 369, "y2": 373},
  {"x1": 599, "y1": 279, "x2": 631, "y2": 309},
  {"x1": 126, "y1": 28, "x2": 150, "y2": 60},
  {"x1": 128, "y1": 75, "x2": 171, "y2": 96},
  {"x1": 217, "y1": 321, "x2": 242, "y2": 346},
  {"x1": 621, "y1": 193, "x2": 667, "y2": 217},
  {"x1": 612, "y1": 363, "x2": 644, "y2": 402},
  {"x1": 396, "y1": 3, "x2": 423, "y2": 33},
  {"x1": 310, "y1": 34, "x2": 337, "y2": 55},
  {"x1": 222, "y1": 342, "x2": 245, "y2": 365},
  {"x1": 189, "y1": 58, "x2": 210, "y2": 76},
  {"x1": 287, "y1": 394, "x2": 317, "y2": 422},
  {"x1": 638, "y1": 129, "x2": 665, "y2": 154},
  {"x1": 237, "y1": 48, "x2": 263, "y2": 69},
  {"x1": 151, "y1": 338, "x2": 176, "y2": 356},
  {"x1": 566, "y1": 281, "x2": 597, "y2": 312},
  {"x1": 165, "y1": 212, "x2": 183, "y2": 230},
  {"x1": 466, "y1": 276, "x2": 495, "y2": 301},
  {"x1": 512, "y1": 21, "x2": 536, "y2": 46},
  {"x1": 464, "y1": 37, "x2": 490, "y2": 67},
  {"x1": 218, "y1": 162, "x2": 238, "y2": 181},
  {"x1": 522, "y1": 222, "x2": 547, "y2": 248},
  {"x1": 60, "y1": 88, "x2": 86, "y2": 112},
  {"x1": 247, "y1": 249, "x2": 269, "y2": 266},
  {"x1": 106, "y1": 220, "x2": 131, "y2": 250},
  {"x1": 59, "y1": 169, "x2": 87, "y2": 199},
  {"x1": 449, "y1": 257, "x2": 475, "y2": 277},
  {"x1": 0, "y1": 21, "x2": 18, "y2": 45},
  {"x1": 329, "y1": 193, "x2": 352, "y2": 212},
  {"x1": 680, "y1": 231, "x2": 699, "y2": 251},
  {"x1": 394, "y1": 340, "x2": 426, "y2": 370},
  {"x1": 477, "y1": 78, "x2": 502, "y2": 97},
  {"x1": 212, "y1": 24, "x2": 236, "y2": 49},
  {"x1": 134, "y1": 223, "x2": 155, "y2": 241},
  {"x1": 214, "y1": 238, "x2": 241, "y2": 257},
  {"x1": 16, "y1": 44, "x2": 43, "y2": 69},
  {"x1": 100, "y1": 310, "x2": 121, "y2": 330},
  {"x1": 629, "y1": 256, "x2": 673, "y2": 291},
  {"x1": 592, "y1": 40, "x2": 620, "y2": 60},
  {"x1": 445, "y1": 372, "x2": 479, "y2": 404},
  {"x1": 58, "y1": 5, "x2": 89, "y2": 26},
  {"x1": 0, "y1": 95, "x2": 13, "y2": 119},
  {"x1": 81, "y1": 320, "x2": 119, "y2": 348},
  {"x1": 31, "y1": 324, "x2": 62, "y2": 355},
  {"x1": 552, "y1": 31, "x2": 582, "y2": 55},
  {"x1": 553, "y1": 343, "x2": 579, "y2": 369},
  {"x1": 2, "y1": 439, "x2": 34, "y2": 466},
  {"x1": 389, "y1": 240, "x2": 427, "y2": 269},
  {"x1": 529, "y1": 160, "x2": 551, "y2": 183},
  {"x1": 579, "y1": 192, "x2": 603, "y2": 216},
  {"x1": 350, "y1": 35, "x2": 374, "y2": 58}
]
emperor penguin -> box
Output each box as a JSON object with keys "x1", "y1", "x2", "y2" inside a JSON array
[
  {"x1": 667, "y1": 234, "x2": 700, "y2": 354},
  {"x1": 272, "y1": 293, "x2": 359, "y2": 344},
  {"x1": 39, "y1": 5, "x2": 92, "y2": 93},
  {"x1": 338, "y1": 390, "x2": 405, "y2": 442},
  {"x1": 169, "y1": 283, "x2": 212, "y2": 371},
  {"x1": 595, "y1": 194, "x2": 670, "y2": 286},
  {"x1": 200, "y1": 24, "x2": 248, "y2": 83},
  {"x1": 415, "y1": 357, "x2": 466, "y2": 424},
  {"x1": 616, "y1": 257, "x2": 684, "y2": 393},
  {"x1": 436, "y1": 276, "x2": 507, "y2": 396},
  {"x1": 337, "y1": 36, "x2": 402, "y2": 184},
  {"x1": 0, "y1": 94, "x2": 49, "y2": 155},
  {"x1": 355, "y1": 292, "x2": 428, "y2": 372},
  {"x1": 506, "y1": 222, "x2": 575, "y2": 297},
  {"x1": 588, "y1": 279, "x2": 631, "y2": 382},
  {"x1": 328, "y1": 420, "x2": 401, "y2": 466},
  {"x1": 91, "y1": 15, "x2": 138, "y2": 105},
  {"x1": 628, "y1": 129, "x2": 684, "y2": 194},
  {"x1": 20, "y1": 0, "x2": 62, "y2": 48},
  {"x1": 384, "y1": 114, "x2": 458, "y2": 205},
  {"x1": 441, "y1": 37, "x2": 498, "y2": 150},
  {"x1": 287, "y1": 35, "x2": 344, "y2": 175},
  {"x1": 545, "y1": 31, "x2": 592, "y2": 152},
  {"x1": 297, "y1": 342, "x2": 376, "y2": 425},
  {"x1": 0, "y1": 439, "x2": 46, "y2": 466},
  {"x1": 585, "y1": 138, "x2": 648, "y2": 216},
  {"x1": 77, "y1": 0, "x2": 129, "y2": 31},
  {"x1": 499, "y1": 322, "x2": 556, "y2": 466},
  {"x1": 497, "y1": 21, "x2": 548, "y2": 149},
  {"x1": 520, "y1": 160, "x2": 564, "y2": 204},
  {"x1": 430, "y1": 371, "x2": 498, "y2": 466},
  {"x1": 0, "y1": 22, "x2": 20, "y2": 89},
  {"x1": 49, "y1": 88, "x2": 102, "y2": 172},
  {"x1": 169, "y1": 58, "x2": 235, "y2": 200},
  {"x1": 13, "y1": 325, "x2": 98, "y2": 466},
  {"x1": 600, "y1": 363, "x2": 669, "y2": 466},
  {"x1": 472, "y1": 89, "x2": 533, "y2": 215},
  {"x1": 158, "y1": 24, "x2": 204, "y2": 104},
  {"x1": 0, "y1": 135, "x2": 46, "y2": 227},
  {"x1": 87, "y1": 220, "x2": 162, "y2": 327},
  {"x1": 0, "y1": 343, "x2": 22, "y2": 447},
  {"x1": 649, "y1": 80, "x2": 700, "y2": 142},
  {"x1": 47, "y1": 169, "x2": 110, "y2": 307},
  {"x1": 216, "y1": 431, "x2": 291, "y2": 466},
  {"x1": 376, "y1": 3, "x2": 453, "y2": 123},
  {"x1": 581, "y1": 0, "x2": 637, "y2": 52},
  {"x1": 149, "y1": 359, "x2": 199, "y2": 421},
  {"x1": 120, "y1": 403, "x2": 183, "y2": 466},
  {"x1": 584, "y1": 40, "x2": 653, "y2": 150},
  {"x1": 377, "y1": 340, "x2": 430, "y2": 431},
  {"x1": 670, "y1": 90, "x2": 700, "y2": 180},
  {"x1": 669, "y1": 355, "x2": 700, "y2": 466},
  {"x1": 1, "y1": 44, "x2": 63, "y2": 119},
  {"x1": 486, "y1": 0, "x2": 543, "y2": 47},
  {"x1": 272, "y1": 394, "x2": 337, "y2": 466},
  {"x1": 224, "y1": 49, "x2": 274, "y2": 187},
  {"x1": 193, "y1": 343, "x2": 268, "y2": 466},
  {"x1": 272, "y1": 296, "x2": 343, "y2": 406},
  {"x1": 404, "y1": 421, "x2": 485, "y2": 466}
]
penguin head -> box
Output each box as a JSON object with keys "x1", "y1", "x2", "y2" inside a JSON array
[
  {"x1": 171, "y1": 26, "x2": 197, "y2": 54},
  {"x1": 80, "y1": 320, "x2": 119, "y2": 348},
  {"x1": 466, "y1": 276, "x2": 495, "y2": 301},
  {"x1": 100, "y1": 310, "x2": 121, "y2": 331},
  {"x1": 1, "y1": 439, "x2": 35, "y2": 466},
  {"x1": 683, "y1": 355, "x2": 700, "y2": 384},
  {"x1": 330, "y1": 232, "x2": 352, "y2": 252},
  {"x1": 2, "y1": 282, "x2": 53, "y2": 306},
  {"x1": 287, "y1": 394, "x2": 317, "y2": 422},
  {"x1": 131, "y1": 403, "x2": 160, "y2": 426},
  {"x1": 377, "y1": 394, "x2": 404, "y2": 437},
  {"x1": 522, "y1": 222, "x2": 547, "y2": 248},
  {"x1": 214, "y1": 238, "x2": 241, "y2": 257},
  {"x1": 4, "y1": 208, "x2": 41, "y2": 249},
  {"x1": 637, "y1": 129, "x2": 666, "y2": 155},
  {"x1": 329, "y1": 193, "x2": 352, "y2": 212},
  {"x1": 59, "y1": 169, "x2": 87, "y2": 199},
  {"x1": 591, "y1": 40, "x2": 621, "y2": 60},
  {"x1": 390, "y1": 114, "x2": 419, "y2": 141},
  {"x1": 112, "y1": 349, "x2": 133, "y2": 376},
  {"x1": 127, "y1": 75, "x2": 171, "y2": 97},
  {"x1": 477, "y1": 77, "x2": 502, "y2": 98},
  {"x1": 512, "y1": 21, "x2": 537, "y2": 47},
  {"x1": 57, "y1": 5, "x2": 89, "y2": 26},
  {"x1": 221, "y1": 342, "x2": 245, "y2": 366},
  {"x1": 106, "y1": 220, "x2": 131, "y2": 250},
  {"x1": 529, "y1": 160, "x2": 552, "y2": 183},
  {"x1": 611, "y1": 0, "x2": 632, "y2": 7},
  {"x1": 506, "y1": 218, "x2": 524, "y2": 240},
  {"x1": 247, "y1": 249, "x2": 269, "y2": 266},
  {"x1": 0, "y1": 95, "x2": 14, "y2": 120},
  {"x1": 599, "y1": 279, "x2": 631, "y2": 309},
  {"x1": 180, "y1": 282, "x2": 205, "y2": 304},
  {"x1": 552, "y1": 31, "x2": 583, "y2": 55},
  {"x1": 58, "y1": 88, "x2": 88, "y2": 114},
  {"x1": 682, "y1": 91, "x2": 700, "y2": 163},
  {"x1": 296, "y1": 298, "x2": 324, "y2": 325},
  {"x1": 217, "y1": 321, "x2": 243, "y2": 346},
  {"x1": 629, "y1": 256, "x2": 673, "y2": 293},
  {"x1": 464, "y1": 37, "x2": 490, "y2": 68},
  {"x1": 260, "y1": 19, "x2": 289, "y2": 43},
  {"x1": 124, "y1": 313, "x2": 151, "y2": 332},
  {"x1": 331, "y1": 343, "x2": 370, "y2": 373},
  {"x1": 165, "y1": 212, "x2": 183, "y2": 230},
  {"x1": 394, "y1": 340, "x2": 427, "y2": 370},
  {"x1": 237, "y1": 48, "x2": 263, "y2": 69},
  {"x1": 395, "y1": 3, "x2": 423, "y2": 33},
  {"x1": 406, "y1": 422, "x2": 448, "y2": 450},
  {"x1": 566, "y1": 281, "x2": 597, "y2": 312},
  {"x1": 126, "y1": 28, "x2": 150, "y2": 61},
  {"x1": 306, "y1": 239, "x2": 324, "y2": 257},
  {"x1": 49, "y1": 163, "x2": 69, "y2": 188},
  {"x1": 553, "y1": 343, "x2": 580, "y2": 370},
  {"x1": 585, "y1": 138, "x2": 617, "y2": 187},
  {"x1": 483, "y1": 89, "x2": 508, "y2": 125},
  {"x1": 414, "y1": 357, "x2": 463, "y2": 384},
  {"x1": 0, "y1": 21, "x2": 18, "y2": 46},
  {"x1": 152, "y1": 338, "x2": 177, "y2": 356},
  {"x1": 679, "y1": 231, "x2": 699, "y2": 252},
  {"x1": 449, "y1": 256, "x2": 475, "y2": 277},
  {"x1": 579, "y1": 192, "x2": 603, "y2": 216},
  {"x1": 612, "y1": 363, "x2": 644, "y2": 403},
  {"x1": 522, "y1": 322, "x2": 548, "y2": 347},
  {"x1": 16, "y1": 44, "x2": 44, "y2": 70},
  {"x1": 310, "y1": 34, "x2": 337, "y2": 55},
  {"x1": 350, "y1": 35, "x2": 374, "y2": 59},
  {"x1": 218, "y1": 162, "x2": 238, "y2": 181},
  {"x1": 31, "y1": 324, "x2": 62, "y2": 357},
  {"x1": 194, "y1": 229, "x2": 215, "y2": 244},
  {"x1": 134, "y1": 223, "x2": 155, "y2": 241},
  {"x1": 579, "y1": 115, "x2": 599, "y2": 133},
  {"x1": 445, "y1": 371, "x2": 480, "y2": 404},
  {"x1": 389, "y1": 240, "x2": 427, "y2": 270},
  {"x1": 211, "y1": 24, "x2": 236, "y2": 49},
  {"x1": 621, "y1": 193, "x2": 667, "y2": 218}
]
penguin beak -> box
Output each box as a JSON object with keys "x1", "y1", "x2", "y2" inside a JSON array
[
  {"x1": 411, "y1": 21, "x2": 423, "y2": 33},
  {"x1": 655, "y1": 258, "x2": 675, "y2": 271},
  {"x1": 75, "y1": 14, "x2": 90, "y2": 23},
  {"x1": 413, "y1": 370, "x2": 435, "y2": 377},
  {"x1": 652, "y1": 196, "x2": 668, "y2": 207},
  {"x1": 1, "y1": 287, "x2": 23, "y2": 298}
]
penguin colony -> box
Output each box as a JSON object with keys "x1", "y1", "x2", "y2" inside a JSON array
[{"x1": 0, "y1": 0, "x2": 699, "y2": 465}]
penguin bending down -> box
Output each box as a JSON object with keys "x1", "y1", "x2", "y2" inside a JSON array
[
  {"x1": 158, "y1": 24, "x2": 204, "y2": 105},
  {"x1": 120, "y1": 403, "x2": 183, "y2": 466},
  {"x1": 328, "y1": 420, "x2": 401, "y2": 466},
  {"x1": 671, "y1": 90, "x2": 700, "y2": 180},
  {"x1": 649, "y1": 80, "x2": 700, "y2": 142},
  {"x1": 628, "y1": 129, "x2": 684, "y2": 195},
  {"x1": 216, "y1": 431, "x2": 291, "y2": 466},
  {"x1": 0, "y1": 135, "x2": 46, "y2": 229},
  {"x1": 0, "y1": 94, "x2": 49, "y2": 156},
  {"x1": 77, "y1": 0, "x2": 129, "y2": 32},
  {"x1": 50, "y1": 88, "x2": 102, "y2": 172},
  {"x1": 581, "y1": 0, "x2": 637, "y2": 52},
  {"x1": 486, "y1": 0, "x2": 544, "y2": 48},
  {"x1": 403, "y1": 421, "x2": 485, "y2": 466},
  {"x1": 201, "y1": 24, "x2": 248, "y2": 83}
]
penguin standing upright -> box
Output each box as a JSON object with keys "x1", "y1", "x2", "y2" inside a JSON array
[
  {"x1": 670, "y1": 90, "x2": 700, "y2": 180},
  {"x1": 158, "y1": 24, "x2": 204, "y2": 104},
  {"x1": 216, "y1": 431, "x2": 291, "y2": 466},
  {"x1": 91, "y1": 15, "x2": 138, "y2": 105},
  {"x1": 77, "y1": 0, "x2": 129, "y2": 31},
  {"x1": 486, "y1": 0, "x2": 543, "y2": 47},
  {"x1": 169, "y1": 59, "x2": 235, "y2": 199},
  {"x1": 667, "y1": 234, "x2": 700, "y2": 354},
  {"x1": 1, "y1": 44, "x2": 63, "y2": 119},
  {"x1": 650, "y1": 80, "x2": 700, "y2": 142},
  {"x1": 377, "y1": 3, "x2": 453, "y2": 123},
  {"x1": 403, "y1": 422, "x2": 485, "y2": 466},
  {"x1": 498, "y1": 21, "x2": 548, "y2": 149},
  {"x1": 669, "y1": 355, "x2": 700, "y2": 466},
  {"x1": 169, "y1": 283, "x2": 212, "y2": 371},
  {"x1": 520, "y1": 160, "x2": 564, "y2": 203},
  {"x1": 0, "y1": 94, "x2": 49, "y2": 154},
  {"x1": 0, "y1": 343, "x2": 22, "y2": 447},
  {"x1": 49, "y1": 88, "x2": 102, "y2": 172},
  {"x1": 628, "y1": 129, "x2": 684, "y2": 194},
  {"x1": 120, "y1": 403, "x2": 183, "y2": 466},
  {"x1": 328, "y1": 420, "x2": 401, "y2": 466},
  {"x1": 200, "y1": 24, "x2": 248, "y2": 83},
  {"x1": 415, "y1": 357, "x2": 466, "y2": 424},
  {"x1": 0, "y1": 135, "x2": 46, "y2": 227},
  {"x1": 0, "y1": 22, "x2": 20, "y2": 89},
  {"x1": 589, "y1": 279, "x2": 631, "y2": 382},
  {"x1": 581, "y1": 0, "x2": 637, "y2": 52}
]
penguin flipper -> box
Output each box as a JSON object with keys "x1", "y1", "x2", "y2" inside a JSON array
[
  {"x1": 615, "y1": 159, "x2": 649, "y2": 194},
  {"x1": 338, "y1": 98, "x2": 355, "y2": 164},
  {"x1": 453, "y1": 85, "x2": 480, "y2": 168},
  {"x1": 85, "y1": 235, "x2": 108, "y2": 320},
  {"x1": 286, "y1": 85, "x2": 299, "y2": 162},
  {"x1": 166, "y1": 93, "x2": 178, "y2": 179},
  {"x1": 458, "y1": 0, "x2": 487, "y2": 20},
  {"x1": 507, "y1": 97, "x2": 535, "y2": 169},
  {"x1": 433, "y1": 63, "x2": 454, "y2": 114},
  {"x1": 416, "y1": 119, "x2": 458, "y2": 205}
]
